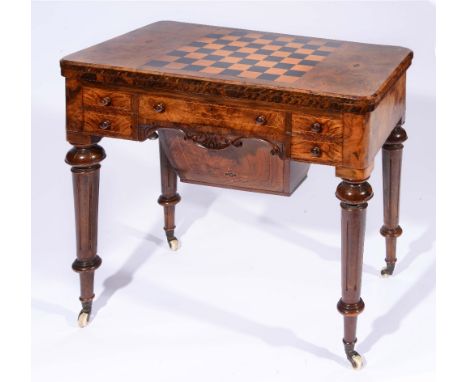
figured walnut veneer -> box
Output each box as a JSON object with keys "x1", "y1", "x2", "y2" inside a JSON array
[{"x1": 138, "y1": 94, "x2": 286, "y2": 133}]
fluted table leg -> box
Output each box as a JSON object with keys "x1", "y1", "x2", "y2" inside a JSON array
[
  {"x1": 65, "y1": 143, "x2": 106, "y2": 327},
  {"x1": 336, "y1": 179, "x2": 373, "y2": 369},
  {"x1": 380, "y1": 123, "x2": 407, "y2": 276},
  {"x1": 158, "y1": 140, "x2": 181, "y2": 251}
]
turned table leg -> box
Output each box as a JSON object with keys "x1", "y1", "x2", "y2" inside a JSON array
[
  {"x1": 336, "y1": 179, "x2": 373, "y2": 369},
  {"x1": 380, "y1": 123, "x2": 408, "y2": 277},
  {"x1": 65, "y1": 143, "x2": 106, "y2": 327},
  {"x1": 158, "y1": 140, "x2": 181, "y2": 250}
]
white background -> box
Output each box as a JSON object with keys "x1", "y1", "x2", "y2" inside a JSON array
[{"x1": 32, "y1": 2, "x2": 435, "y2": 381}]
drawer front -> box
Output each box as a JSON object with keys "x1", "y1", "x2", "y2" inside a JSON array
[
  {"x1": 139, "y1": 95, "x2": 285, "y2": 133},
  {"x1": 291, "y1": 136, "x2": 342, "y2": 164},
  {"x1": 292, "y1": 113, "x2": 343, "y2": 140},
  {"x1": 83, "y1": 111, "x2": 133, "y2": 138},
  {"x1": 83, "y1": 87, "x2": 132, "y2": 112}
]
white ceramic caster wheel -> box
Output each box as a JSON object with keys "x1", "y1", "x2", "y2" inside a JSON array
[
  {"x1": 77, "y1": 311, "x2": 90, "y2": 328},
  {"x1": 381, "y1": 263, "x2": 395, "y2": 278},
  {"x1": 381, "y1": 267, "x2": 391, "y2": 278},
  {"x1": 168, "y1": 238, "x2": 179, "y2": 251},
  {"x1": 350, "y1": 354, "x2": 363, "y2": 370}
]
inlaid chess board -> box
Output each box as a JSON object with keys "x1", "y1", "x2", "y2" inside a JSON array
[
  {"x1": 142, "y1": 29, "x2": 341, "y2": 84},
  {"x1": 62, "y1": 20, "x2": 413, "y2": 100}
]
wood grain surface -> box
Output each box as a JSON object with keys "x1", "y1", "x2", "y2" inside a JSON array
[{"x1": 139, "y1": 94, "x2": 285, "y2": 133}]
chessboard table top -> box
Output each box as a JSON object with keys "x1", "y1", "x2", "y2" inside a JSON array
[{"x1": 60, "y1": 21, "x2": 412, "y2": 112}]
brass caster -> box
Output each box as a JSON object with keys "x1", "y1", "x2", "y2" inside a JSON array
[
  {"x1": 77, "y1": 310, "x2": 90, "y2": 328},
  {"x1": 168, "y1": 238, "x2": 179, "y2": 251},
  {"x1": 344, "y1": 341, "x2": 363, "y2": 369},
  {"x1": 350, "y1": 353, "x2": 363, "y2": 370},
  {"x1": 380, "y1": 263, "x2": 395, "y2": 278}
]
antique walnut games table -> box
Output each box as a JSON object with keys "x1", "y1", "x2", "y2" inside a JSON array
[{"x1": 60, "y1": 21, "x2": 413, "y2": 369}]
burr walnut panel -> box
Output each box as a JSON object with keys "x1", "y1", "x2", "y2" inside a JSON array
[
  {"x1": 83, "y1": 87, "x2": 132, "y2": 112},
  {"x1": 291, "y1": 136, "x2": 342, "y2": 164},
  {"x1": 292, "y1": 112, "x2": 343, "y2": 140},
  {"x1": 139, "y1": 94, "x2": 286, "y2": 133},
  {"x1": 83, "y1": 111, "x2": 133, "y2": 139}
]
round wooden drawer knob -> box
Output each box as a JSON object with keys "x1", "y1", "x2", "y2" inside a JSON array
[
  {"x1": 99, "y1": 120, "x2": 112, "y2": 130},
  {"x1": 100, "y1": 97, "x2": 112, "y2": 106},
  {"x1": 310, "y1": 146, "x2": 322, "y2": 157},
  {"x1": 153, "y1": 103, "x2": 166, "y2": 113},
  {"x1": 256, "y1": 115, "x2": 266, "y2": 125},
  {"x1": 311, "y1": 122, "x2": 322, "y2": 133}
]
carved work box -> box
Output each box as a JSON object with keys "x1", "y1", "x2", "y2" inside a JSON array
[{"x1": 158, "y1": 128, "x2": 310, "y2": 195}]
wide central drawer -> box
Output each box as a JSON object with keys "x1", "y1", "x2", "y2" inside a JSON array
[{"x1": 139, "y1": 95, "x2": 285, "y2": 133}]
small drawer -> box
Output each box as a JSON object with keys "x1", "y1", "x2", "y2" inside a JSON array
[
  {"x1": 139, "y1": 95, "x2": 285, "y2": 133},
  {"x1": 83, "y1": 111, "x2": 133, "y2": 138},
  {"x1": 292, "y1": 113, "x2": 343, "y2": 140},
  {"x1": 83, "y1": 87, "x2": 132, "y2": 111},
  {"x1": 291, "y1": 136, "x2": 342, "y2": 164}
]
